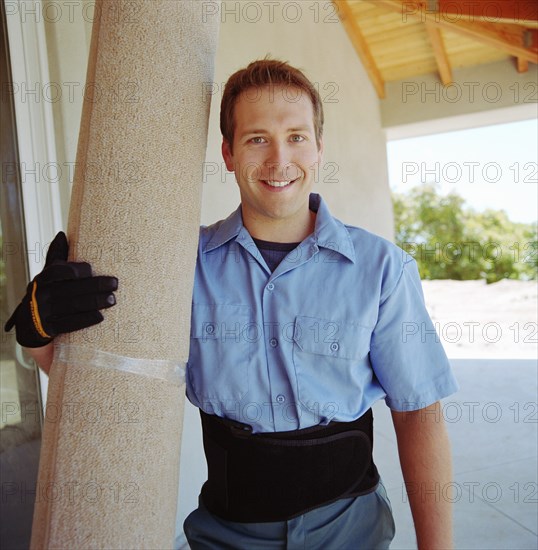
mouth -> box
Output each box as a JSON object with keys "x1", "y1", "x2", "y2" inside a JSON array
[{"x1": 260, "y1": 178, "x2": 298, "y2": 190}]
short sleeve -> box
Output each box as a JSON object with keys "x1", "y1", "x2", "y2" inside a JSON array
[{"x1": 370, "y1": 258, "x2": 459, "y2": 411}]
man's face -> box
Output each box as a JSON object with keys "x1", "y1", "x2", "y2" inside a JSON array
[{"x1": 222, "y1": 85, "x2": 323, "y2": 233}]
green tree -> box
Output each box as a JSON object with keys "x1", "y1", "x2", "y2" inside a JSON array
[{"x1": 392, "y1": 184, "x2": 537, "y2": 282}]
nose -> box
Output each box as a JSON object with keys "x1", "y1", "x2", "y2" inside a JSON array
[
  {"x1": 265, "y1": 141, "x2": 288, "y2": 165},
  {"x1": 264, "y1": 141, "x2": 291, "y2": 180}
]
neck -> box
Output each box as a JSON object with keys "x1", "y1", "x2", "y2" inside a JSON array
[{"x1": 243, "y1": 209, "x2": 316, "y2": 243}]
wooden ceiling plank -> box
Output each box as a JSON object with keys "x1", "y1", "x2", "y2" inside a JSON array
[
  {"x1": 348, "y1": 1, "x2": 379, "y2": 15},
  {"x1": 333, "y1": 1, "x2": 386, "y2": 98},
  {"x1": 425, "y1": 23, "x2": 453, "y2": 84},
  {"x1": 361, "y1": 20, "x2": 422, "y2": 38},
  {"x1": 372, "y1": 0, "x2": 538, "y2": 63},
  {"x1": 363, "y1": 21, "x2": 427, "y2": 41},
  {"x1": 376, "y1": 51, "x2": 436, "y2": 67}
]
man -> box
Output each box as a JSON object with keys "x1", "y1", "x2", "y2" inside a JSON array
[{"x1": 6, "y1": 60, "x2": 458, "y2": 549}]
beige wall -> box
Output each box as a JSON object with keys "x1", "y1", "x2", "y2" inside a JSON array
[{"x1": 382, "y1": 59, "x2": 538, "y2": 135}]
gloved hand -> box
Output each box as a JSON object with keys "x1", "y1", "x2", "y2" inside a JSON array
[{"x1": 4, "y1": 232, "x2": 118, "y2": 348}]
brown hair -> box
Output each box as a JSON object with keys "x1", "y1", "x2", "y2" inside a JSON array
[{"x1": 220, "y1": 59, "x2": 324, "y2": 151}]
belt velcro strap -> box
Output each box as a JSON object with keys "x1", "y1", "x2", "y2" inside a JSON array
[{"x1": 200, "y1": 409, "x2": 379, "y2": 523}]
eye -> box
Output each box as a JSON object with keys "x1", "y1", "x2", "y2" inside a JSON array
[
  {"x1": 290, "y1": 135, "x2": 305, "y2": 143},
  {"x1": 250, "y1": 136, "x2": 266, "y2": 144}
]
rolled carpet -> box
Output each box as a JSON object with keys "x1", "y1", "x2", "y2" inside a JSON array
[{"x1": 30, "y1": 1, "x2": 220, "y2": 548}]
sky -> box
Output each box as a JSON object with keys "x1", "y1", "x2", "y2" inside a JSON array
[{"x1": 386, "y1": 118, "x2": 538, "y2": 224}]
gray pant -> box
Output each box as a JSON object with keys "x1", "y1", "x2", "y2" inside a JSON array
[{"x1": 184, "y1": 481, "x2": 396, "y2": 549}]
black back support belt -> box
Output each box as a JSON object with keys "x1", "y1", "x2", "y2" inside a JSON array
[{"x1": 200, "y1": 409, "x2": 380, "y2": 523}]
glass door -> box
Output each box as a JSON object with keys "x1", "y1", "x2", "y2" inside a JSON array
[{"x1": 1, "y1": 2, "x2": 43, "y2": 548}]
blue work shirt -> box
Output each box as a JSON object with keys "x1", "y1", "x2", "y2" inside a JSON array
[{"x1": 186, "y1": 193, "x2": 458, "y2": 433}]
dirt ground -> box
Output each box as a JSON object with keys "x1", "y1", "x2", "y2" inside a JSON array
[{"x1": 421, "y1": 279, "x2": 538, "y2": 359}]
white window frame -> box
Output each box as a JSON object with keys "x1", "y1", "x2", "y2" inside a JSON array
[{"x1": 6, "y1": 0, "x2": 64, "y2": 399}]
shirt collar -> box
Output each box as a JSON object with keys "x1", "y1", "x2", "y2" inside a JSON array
[
  {"x1": 204, "y1": 193, "x2": 356, "y2": 263},
  {"x1": 309, "y1": 194, "x2": 356, "y2": 263},
  {"x1": 203, "y1": 205, "x2": 245, "y2": 252}
]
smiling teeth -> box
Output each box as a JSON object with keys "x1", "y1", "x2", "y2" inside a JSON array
[{"x1": 265, "y1": 180, "x2": 292, "y2": 187}]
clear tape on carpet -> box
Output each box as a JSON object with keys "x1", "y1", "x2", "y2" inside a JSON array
[{"x1": 55, "y1": 343, "x2": 186, "y2": 385}]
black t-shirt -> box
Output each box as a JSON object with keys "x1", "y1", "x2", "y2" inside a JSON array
[{"x1": 252, "y1": 238, "x2": 300, "y2": 272}]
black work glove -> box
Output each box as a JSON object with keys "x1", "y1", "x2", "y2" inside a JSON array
[{"x1": 4, "y1": 232, "x2": 118, "y2": 348}]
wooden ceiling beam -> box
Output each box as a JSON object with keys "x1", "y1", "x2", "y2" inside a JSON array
[
  {"x1": 517, "y1": 57, "x2": 529, "y2": 73},
  {"x1": 333, "y1": 1, "x2": 386, "y2": 98},
  {"x1": 425, "y1": 23, "x2": 453, "y2": 84},
  {"x1": 371, "y1": 0, "x2": 538, "y2": 63}
]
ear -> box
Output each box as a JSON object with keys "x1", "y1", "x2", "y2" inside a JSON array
[
  {"x1": 222, "y1": 140, "x2": 234, "y2": 172},
  {"x1": 316, "y1": 138, "x2": 324, "y2": 165}
]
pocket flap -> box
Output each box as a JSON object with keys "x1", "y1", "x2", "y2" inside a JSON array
[{"x1": 293, "y1": 315, "x2": 371, "y2": 360}]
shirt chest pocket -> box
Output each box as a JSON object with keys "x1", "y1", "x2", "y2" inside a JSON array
[
  {"x1": 188, "y1": 304, "x2": 252, "y2": 402},
  {"x1": 292, "y1": 315, "x2": 373, "y2": 415}
]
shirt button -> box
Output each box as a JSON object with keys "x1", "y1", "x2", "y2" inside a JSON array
[
  {"x1": 276, "y1": 394, "x2": 285, "y2": 404},
  {"x1": 330, "y1": 341, "x2": 339, "y2": 352},
  {"x1": 267, "y1": 283, "x2": 275, "y2": 291},
  {"x1": 269, "y1": 338, "x2": 278, "y2": 348},
  {"x1": 205, "y1": 323, "x2": 215, "y2": 334}
]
